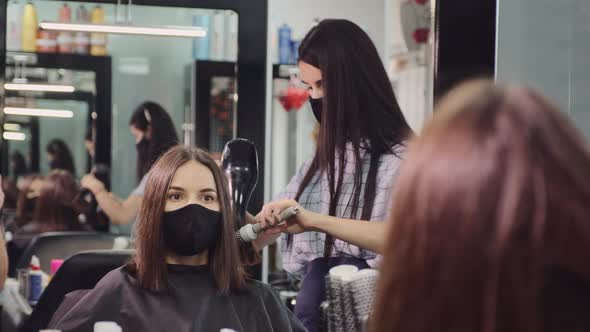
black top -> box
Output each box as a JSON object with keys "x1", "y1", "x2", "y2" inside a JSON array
[{"x1": 49, "y1": 264, "x2": 307, "y2": 332}]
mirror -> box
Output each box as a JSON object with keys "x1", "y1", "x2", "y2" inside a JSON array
[
  {"x1": 1, "y1": 0, "x2": 239, "y2": 234},
  {"x1": 2, "y1": 64, "x2": 96, "y2": 178}
]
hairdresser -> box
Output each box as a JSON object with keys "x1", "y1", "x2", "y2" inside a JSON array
[{"x1": 253, "y1": 19, "x2": 412, "y2": 332}]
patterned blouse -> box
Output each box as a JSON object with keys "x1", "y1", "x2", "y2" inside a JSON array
[{"x1": 275, "y1": 143, "x2": 405, "y2": 277}]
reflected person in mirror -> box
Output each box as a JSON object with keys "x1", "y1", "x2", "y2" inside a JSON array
[
  {"x1": 81, "y1": 101, "x2": 179, "y2": 226},
  {"x1": 47, "y1": 139, "x2": 77, "y2": 176}
]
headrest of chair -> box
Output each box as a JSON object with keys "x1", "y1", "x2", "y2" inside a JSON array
[{"x1": 58, "y1": 249, "x2": 134, "y2": 273}]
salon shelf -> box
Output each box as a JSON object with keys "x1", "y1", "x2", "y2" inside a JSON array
[{"x1": 7, "y1": 51, "x2": 111, "y2": 70}]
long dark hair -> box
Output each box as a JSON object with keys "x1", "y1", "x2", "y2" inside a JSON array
[
  {"x1": 33, "y1": 170, "x2": 82, "y2": 232},
  {"x1": 295, "y1": 19, "x2": 412, "y2": 253},
  {"x1": 10, "y1": 151, "x2": 28, "y2": 180},
  {"x1": 46, "y1": 139, "x2": 76, "y2": 175},
  {"x1": 128, "y1": 146, "x2": 250, "y2": 293},
  {"x1": 372, "y1": 81, "x2": 590, "y2": 332},
  {"x1": 15, "y1": 174, "x2": 43, "y2": 226},
  {"x1": 129, "y1": 101, "x2": 179, "y2": 183}
]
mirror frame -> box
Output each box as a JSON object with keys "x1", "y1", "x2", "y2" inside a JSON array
[{"x1": 433, "y1": 0, "x2": 496, "y2": 98}]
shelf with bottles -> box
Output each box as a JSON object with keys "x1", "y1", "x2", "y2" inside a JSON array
[
  {"x1": 7, "y1": 1, "x2": 109, "y2": 56},
  {"x1": 7, "y1": 1, "x2": 239, "y2": 62}
]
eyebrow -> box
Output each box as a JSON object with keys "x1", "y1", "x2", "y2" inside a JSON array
[
  {"x1": 301, "y1": 78, "x2": 321, "y2": 85},
  {"x1": 167, "y1": 186, "x2": 217, "y2": 193},
  {"x1": 168, "y1": 186, "x2": 185, "y2": 191}
]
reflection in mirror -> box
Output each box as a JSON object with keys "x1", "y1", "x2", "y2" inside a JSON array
[
  {"x1": 2, "y1": 1, "x2": 239, "y2": 235},
  {"x1": 2, "y1": 64, "x2": 96, "y2": 180},
  {"x1": 4, "y1": 97, "x2": 89, "y2": 178}
]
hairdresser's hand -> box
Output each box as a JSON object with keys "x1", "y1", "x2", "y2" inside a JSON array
[
  {"x1": 81, "y1": 174, "x2": 106, "y2": 195},
  {"x1": 257, "y1": 199, "x2": 315, "y2": 235}
]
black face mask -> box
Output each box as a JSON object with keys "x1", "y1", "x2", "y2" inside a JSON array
[
  {"x1": 162, "y1": 204, "x2": 222, "y2": 257},
  {"x1": 49, "y1": 159, "x2": 59, "y2": 170},
  {"x1": 136, "y1": 138, "x2": 149, "y2": 153},
  {"x1": 309, "y1": 97, "x2": 323, "y2": 123}
]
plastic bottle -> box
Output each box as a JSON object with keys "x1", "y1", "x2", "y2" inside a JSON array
[
  {"x1": 21, "y1": 2, "x2": 38, "y2": 52},
  {"x1": 90, "y1": 6, "x2": 107, "y2": 56},
  {"x1": 7, "y1": 0, "x2": 22, "y2": 51},
  {"x1": 74, "y1": 5, "x2": 90, "y2": 54},
  {"x1": 57, "y1": 3, "x2": 73, "y2": 53},
  {"x1": 94, "y1": 321, "x2": 122, "y2": 332},
  {"x1": 37, "y1": 29, "x2": 57, "y2": 53},
  {"x1": 50, "y1": 259, "x2": 64, "y2": 276},
  {"x1": 278, "y1": 23, "x2": 292, "y2": 64},
  {"x1": 28, "y1": 255, "x2": 43, "y2": 305}
]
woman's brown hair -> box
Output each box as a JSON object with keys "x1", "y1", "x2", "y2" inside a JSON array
[
  {"x1": 128, "y1": 145, "x2": 250, "y2": 293},
  {"x1": 15, "y1": 174, "x2": 42, "y2": 226},
  {"x1": 34, "y1": 170, "x2": 82, "y2": 232},
  {"x1": 372, "y1": 81, "x2": 590, "y2": 332}
]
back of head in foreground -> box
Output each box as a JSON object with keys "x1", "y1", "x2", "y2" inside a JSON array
[{"x1": 372, "y1": 80, "x2": 590, "y2": 332}]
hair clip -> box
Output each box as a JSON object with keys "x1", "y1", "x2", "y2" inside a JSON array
[{"x1": 144, "y1": 109, "x2": 152, "y2": 124}]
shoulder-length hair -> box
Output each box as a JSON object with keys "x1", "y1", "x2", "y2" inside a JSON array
[
  {"x1": 295, "y1": 19, "x2": 412, "y2": 253},
  {"x1": 129, "y1": 101, "x2": 179, "y2": 183},
  {"x1": 15, "y1": 174, "x2": 42, "y2": 226},
  {"x1": 372, "y1": 80, "x2": 590, "y2": 332},
  {"x1": 127, "y1": 145, "x2": 250, "y2": 293},
  {"x1": 34, "y1": 170, "x2": 82, "y2": 231}
]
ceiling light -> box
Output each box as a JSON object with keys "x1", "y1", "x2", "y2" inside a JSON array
[
  {"x1": 39, "y1": 22, "x2": 207, "y2": 38},
  {"x1": 3, "y1": 131, "x2": 26, "y2": 141},
  {"x1": 4, "y1": 107, "x2": 74, "y2": 118},
  {"x1": 4, "y1": 83, "x2": 75, "y2": 93},
  {"x1": 3, "y1": 123, "x2": 21, "y2": 131}
]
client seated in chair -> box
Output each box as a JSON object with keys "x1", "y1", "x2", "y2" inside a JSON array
[
  {"x1": 14, "y1": 170, "x2": 88, "y2": 237},
  {"x1": 49, "y1": 146, "x2": 307, "y2": 332},
  {"x1": 9, "y1": 171, "x2": 89, "y2": 271}
]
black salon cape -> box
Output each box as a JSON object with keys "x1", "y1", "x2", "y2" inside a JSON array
[{"x1": 48, "y1": 265, "x2": 307, "y2": 332}]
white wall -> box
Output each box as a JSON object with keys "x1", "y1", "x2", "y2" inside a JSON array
[
  {"x1": 267, "y1": 0, "x2": 387, "y2": 62},
  {"x1": 497, "y1": 0, "x2": 590, "y2": 140}
]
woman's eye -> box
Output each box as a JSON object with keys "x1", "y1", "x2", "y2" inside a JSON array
[
  {"x1": 202, "y1": 195, "x2": 216, "y2": 202},
  {"x1": 167, "y1": 193, "x2": 183, "y2": 201}
]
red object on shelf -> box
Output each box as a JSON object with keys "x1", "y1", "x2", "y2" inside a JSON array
[
  {"x1": 278, "y1": 86, "x2": 309, "y2": 112},
  {"x1": 37, "y1": 30, "x2": 57, "y2": 53},
  {"x1": 415, "y1": 0, "x2": 428, "y2": 4},
  {"x1": 413, "y1": 28, "x2": 430, "y2": 43}
]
